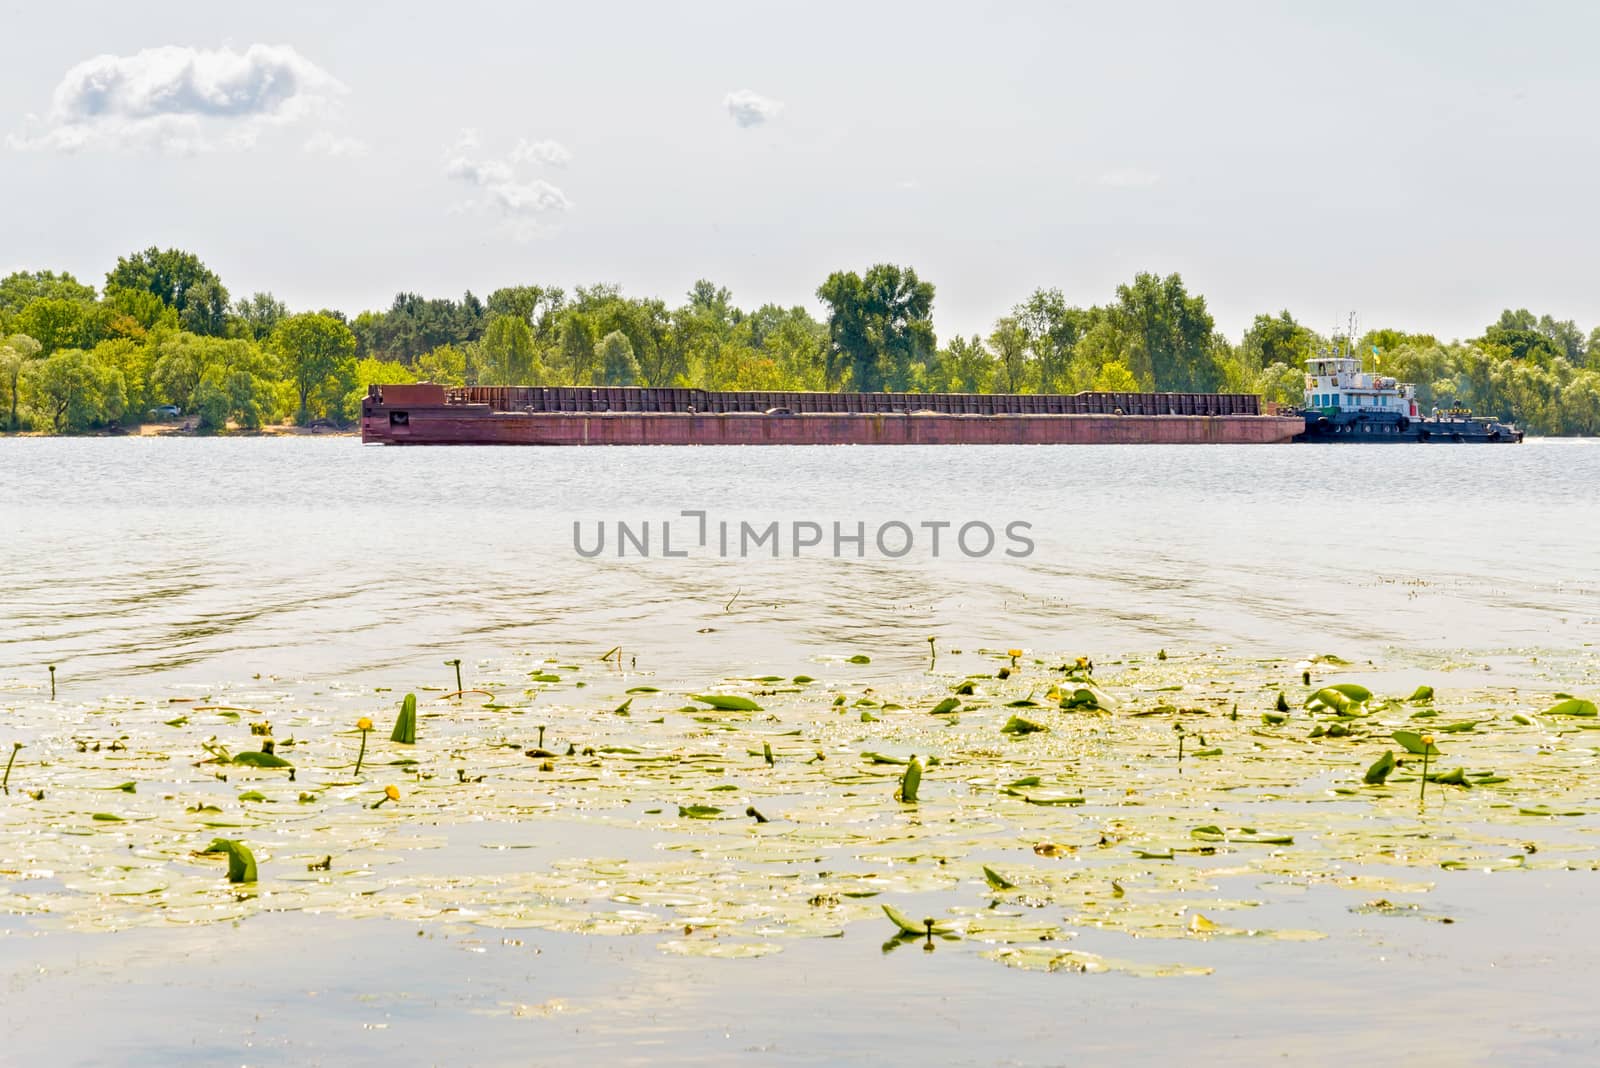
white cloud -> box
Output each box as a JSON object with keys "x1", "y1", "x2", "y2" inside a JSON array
[
  {"x1": 511, "y1": 138, "x2": 571, "y2": 166},
  {"x1": 444, "y1": 130, "x2": 571, "y2": 239},
  {"x1": 724, "y1": 89, "x2": 781, "y2": 128},
  {"x1": 8, "y1": 43, "x2": 346, "y2": 154},
  {"x1": 1099, "y1": 168, "x2": 1160, "y2": 189},
  {"x1": 303, "y1": 131, "x2": 368, "y2": 158}
]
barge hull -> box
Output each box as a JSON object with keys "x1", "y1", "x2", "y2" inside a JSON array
[{"x1": 363, "y1": 407, "x2": 1304, "y2": 446}]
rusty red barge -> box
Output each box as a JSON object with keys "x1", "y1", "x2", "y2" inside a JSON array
[{"x1": 361, "y1": 384, "x2": 1302, "y2": 445}]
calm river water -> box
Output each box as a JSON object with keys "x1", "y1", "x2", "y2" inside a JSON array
[
  {"x1": 3, "y1": 437, "x2": 1597, "y2": 687},
  {"x1": 2, "y1": 437, "x2": 1599, "y2": 1066}
]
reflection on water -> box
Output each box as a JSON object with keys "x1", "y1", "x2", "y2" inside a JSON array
[{"x1": 3, "y1": 437, "x2": 1598, "y2": 688}]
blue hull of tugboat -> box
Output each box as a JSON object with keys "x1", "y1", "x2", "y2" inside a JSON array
[{"x1": 1294, "y1": 411, "x2": 1522, "y2": 443}]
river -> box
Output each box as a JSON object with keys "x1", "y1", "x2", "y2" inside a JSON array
[{"x1": 1, "y1": 437, "x2": 1598, "y2": 1065}]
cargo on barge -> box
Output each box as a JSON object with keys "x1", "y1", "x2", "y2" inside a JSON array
[{"x1": 360, "y1": 384, "x2": 1304, "y2": 445}]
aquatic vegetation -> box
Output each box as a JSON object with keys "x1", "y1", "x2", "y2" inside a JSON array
[
  {"x1": 5, "y1": 645, "x2": 1600, "y2": 983},
  {"x1": 201, "y1": 838, "x2": 257, "y2": 884},
  {"x1": 392, "y1": 692, "x2": 417, "y2": 744},
  {"x1": 898, "y1": 755, "x2": 922, "y2": 802},
  {"x1": 1, "y1": 741, "x2": 18, "y2": 794},
  {"x1": 692, "y1": 694, "x2": 762, "y2": 712}
]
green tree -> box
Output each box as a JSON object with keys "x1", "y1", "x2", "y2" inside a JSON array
[
  {"x1": 1091, "y1": 360, "x2": 1141, "y2": 392},
  {"x1": 1015, "y1": 289, "x2": 1084, "y2": 392},
  {"x1": 1108, "y1": 272, "x2": 1220, "y2": 392},
  {"x1": 1239, "y1": 312, "x2": 1317, "y2": 377},
  {"x1": 932, "y1": 335, "x2": 993, "y2": 393},
  {"x1": 105, "y1": 247, "x2": 231, "y2": 336},
  {"x1": 486, "y1": 285, "x2": 564, "y2": 334},
  {"x1": 817, "y1": 265, "x2": 936, "y2": 391},
  {"x1": 26, "y1": 348, "x2": 126, "y2": 431},
  {"x1": 414, "y1": 344, "x2": 468, "y2": 385},
  {"x1": 988, "y1": 316, "x2": 1029, "y2": 393},
  {"x1": 102, "y1": 286, "x2": 179, "y2": 339},
  {"x1": 0, "y1": 270, "x2": 96, "y2": 316},
  {"x1": 15, "y1": 298, "x2": 91, "y2": 355},
  {"x1": 1, "y1": 333, "x2": 43, "y2": 430},
  {"x1": 233, "y1": 292, "x2": 289, "y2": 341},
  {"x1": 598, "y1": 330, "x2": 639, "y2": 385},
  {"x1": 272, "y1": 313, "x2": 357, "y2": 423},
  {"x1": 556, "y1": 311, "x2": 598, "y2": 385},
  {"x1": 475, "y1": 314, "x2": 541, "y2": 384}
]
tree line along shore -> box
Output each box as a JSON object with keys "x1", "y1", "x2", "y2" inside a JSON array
[{"x1": 3, "y1": 247, "x2": 1598, "y2": 435}]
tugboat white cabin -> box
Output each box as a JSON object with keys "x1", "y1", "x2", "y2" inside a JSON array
[{"x1": 1303, "y1": 355, "x2": 1418, "y2": 418}]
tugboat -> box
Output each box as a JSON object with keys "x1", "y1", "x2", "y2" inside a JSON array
[{"x1": 1293, "y1": 327, "x2": 1522, "y2": 443}]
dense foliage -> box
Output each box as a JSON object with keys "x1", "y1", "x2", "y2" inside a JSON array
[{"x1": 2, "y1": 247, "x2": 1598, "y2": 434}]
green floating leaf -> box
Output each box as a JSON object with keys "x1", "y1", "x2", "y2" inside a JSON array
[
  {"x1": 1364, "y1": 750, "x2": 1397, "y2": 785},
  {"x1": 929, "y1": 697, "x2": 960, "y2": 716},
  {"x1": 882, "y1": 904, "x2": 950, "y2": 936},
  {"x1": 1000, "y1": 715, "x2": 1047, "y2": 736},
  {"x1": 392, "y1": 692, "x2": 417, "y2": 744},
  {"x1": 237, "y1": 790, "x2": 267, "y2": 802},
  {"x1": 1059, "y1": 687, "x2": 1103, "y2": 710},
  {"x1": 846, "y1": 655, "x2": 872, "y2": 664},
  {"x1": 982, "y1": 865, "x2": 1017, "y2": 890},
  {"x1": 232, "y1": 751, "x2": 292, "y2": 768},
  {"x1": 1021, "y1": 792, "x2": 1084, "y2": 806},
  {"x1": 691, "y1": 694, "x2": 763, "y2": 712},
  {"x1": 91, "y1": 812, "x2": 123, "y2": 822},
  {"x1": 1409, "y1": 685, "x2": 1435, "y2": 703},
  {"x1": 1435, "y1": 721, "x2": 1481, "y2": 734},
  {"x1": 792, "y1": 675, "x2": 815, "y2": 684},
  {"x1": 202, "y1": 837, "x2": 258, "y2": 883},
  {"x1": 1543, "y1": 698, "x2": 1598, "y2": 718},
  {"x1": 861, "y1": 751, "x2": 908, "y2": 765},
  {"x1": 625, "y1": 685, "x2": 660, "y2": 693},
  {"x1": 1519, "y1": 805, "x2": 1586, "y2": 817},
  {"x1": 677, "y1": 804, "x2": 725, "y2": 819},
  {"x1": 1392, "y1": 730, "x2": 1440, "y2": 756},
  {"x1": 1306, "y1": 685, "x2": 1369, "y2": 712}
]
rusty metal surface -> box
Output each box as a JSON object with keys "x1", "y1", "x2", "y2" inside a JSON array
[
  {"x1": 393, "y1": 385, "x2": 1264, "y2": 417},
  {"x1": 361, "y1": 406, "x2": 1303, "y2": 446}
]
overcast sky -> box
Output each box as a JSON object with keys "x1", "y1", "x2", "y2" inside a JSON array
[{"x1": 3, "y1": 0, "x2": 1597, "y2": 342}]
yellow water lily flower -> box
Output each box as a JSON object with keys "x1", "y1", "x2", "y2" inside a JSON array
[
  {"x1": 385, "y1": 785, "x2": 401, "y2": 801},
  {"x1": 357, "y1": 717, "x2": 373, "y2": 731}
]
